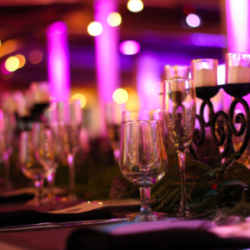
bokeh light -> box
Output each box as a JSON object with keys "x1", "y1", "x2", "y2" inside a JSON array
[
  {"x1": 71, "y1": 93, "x2": 87, "y2": 108},
  {"x1": 29, "y1": 50, "x2": 43, "y2": 64},
  {"x1": 127, "y1": 0, "x2": 144, "y2": 12},
  {"x1": 15, "y1": 54, "x2": 26, "y2": 68},
  {"x1": 107, "y1": 12, "x2": 122, "y2": 27},
  {"x1": 119, "y1": 40, "x2": 140, "y2": 55},
  {"x1": 87, "y1": 22, "x2": 103, "y2": 36},
  {"x1": 5, "y1": 56, "x2": 19, "y2": 72},
  {"x1": 186, "y1": 14, "x2": 201, "y2": 28},
  {"x1": 112, "y1": 88, "x2": 128, "y2": 104}
]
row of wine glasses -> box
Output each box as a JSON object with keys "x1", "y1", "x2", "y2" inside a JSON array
[
  {"x1": 119, "y1": 79, "x2": 196, "y2": 221},
  {"x1": 19, "y1": 99, "x2": 83, "y2": 204}
]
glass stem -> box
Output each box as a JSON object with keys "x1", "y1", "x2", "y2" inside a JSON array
[
  {"x1": 139, "y1": 187, "x2": 151, "y2": 213},
  {"x1": 178, "y1": 151, "x2": 189, "y2": 217},
  {"x1": 35, "y1": 178, "x2": 44, "y2": 205},
  {"x1": 67, "y1": 154, "x2": 75, "y2": 194},
  {"x1": 3, "y1": 151, "x2": 12, "y2": 191},
  {"x1": 47, "y1": 172, "x2": 55, "y2": 201}
]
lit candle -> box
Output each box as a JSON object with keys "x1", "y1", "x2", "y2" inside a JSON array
[
  {"x1": 193, "y1": 69, "x2": 217, "y2": 87},
  {"x1": 227, "y1": 65, "x2": 250, "y2": 83},
  {"x1": 191, "y1": 59, "x2": 218, "y2": 87},
  {"x1": 226, "y1": 53, "x2": 250, "y2": 84}
]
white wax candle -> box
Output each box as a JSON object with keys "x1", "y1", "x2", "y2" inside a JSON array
[
  {"x1": 227, "y1": 65, "x2": 250, "y2": 83},
  {"x1": 193, "y1": 69, "x2": 217, "y2": 87}
]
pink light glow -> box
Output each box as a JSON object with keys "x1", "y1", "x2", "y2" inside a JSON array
[
  {"x1": 226, "y1": 0, "x2": 249, "y2": 52},
  {"x1": 137, "y1": 52, "x2": 161, "y2": 110},
  {"x1": 119, "y1": 40, "x2": 140, "y2": 55},
  {"x1": 47, "y1": 21, "x2": 70, "y2": 102},
  {"x1": 186, "y1": 14, "x2": 201, "y2": 28},
  {"x1": 1, "y1": 63, "x2": 10, "y2": 75},
  {"x1": 95, "y1": 0, "x2": 120, "y2": 136}
]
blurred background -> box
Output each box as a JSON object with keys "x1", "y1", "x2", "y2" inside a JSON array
[
  {"x1": 0, "y1": 0, "x2": 230, "y2": 137},
  {"x1": 0, "y1": 0, "x2": 247, "y2": 200}
]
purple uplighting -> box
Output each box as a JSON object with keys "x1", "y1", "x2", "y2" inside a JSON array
[
  {"x1": 137, "y1": 52, "x2": 161, "y2": 110},
  {"x1": 190, "y1": 33, "x2": 227, "y2": 48},
  {"x1": 186, "y1": 14, "x2": 201, "y2": 28},
  {"x1": 1, "y1": 63, "x2": 10, "y2": 75},
  {"x1": 95, "y1": 0, "x2": 120, "y2": 136},
  {"x1": 119, "y1": 40, "x2": 140, "y2": 55},
  {"x1": 226, "y1": 0, "x2": 249, "y2": 52},
  {"x1": 47, "y1": 21, "x2": 70, "y2": 102}
]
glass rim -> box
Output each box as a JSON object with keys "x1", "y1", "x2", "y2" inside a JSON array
[
  {"x1": 57, "y1": 99, "x2": 81, "y2": 104},
  {"x1": 164, "y1": 78, "x2": 193, "y2": 83},
  {"x1": 191, "y1": 58, "x2": 218, "y2": 63},
  {"x1": 122, "y1": 109, "x2": 162, "y2": 122},
  {"x1": 164, "y1": 65, "x2": 190, "y2": 69},
  {"x1": 226, "y1": 52, "x2": 248, "y2": 56}
]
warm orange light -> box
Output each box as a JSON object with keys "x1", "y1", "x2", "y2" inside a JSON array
[
  {"x1": 0, "y1": 39, "x2": 24, "y2": 58},
  {"x1": 71, "y1": 93, "x2": 87, "y2": 108},
  {"x1": 15, "y1": 54, "x2": 26, "y2": 68},
  {"x1": 127, "y1": 0, "x2": 144, "y2": 12},
  {"x1": 29, "y1": 50, "x2": 43, "y2": 64},
  {"x1": 5, "y1": 56, "x2": 19, "y2": 72},
  {"x1": 113, "y1": 88, "x2": 128, "y2": 104}
]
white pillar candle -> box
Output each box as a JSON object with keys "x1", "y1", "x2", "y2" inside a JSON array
[
  {"x1": 193, "y1": 69, "x2": 217, "y2": 87},
  {"x1": 227, "y1": 65, "x2": 250, "y2": 83}
]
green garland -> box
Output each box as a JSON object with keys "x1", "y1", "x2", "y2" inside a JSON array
[{"x1": 151, "y1": 147, "x2": 250, "y2": 221}]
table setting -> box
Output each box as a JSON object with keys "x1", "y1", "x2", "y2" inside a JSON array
[{"x1": 2, "y1": 53, "x2": 250, "y2": 250}]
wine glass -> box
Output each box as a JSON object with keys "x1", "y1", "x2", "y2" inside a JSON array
[
  {"x1": 19, "y1": 130, "x2": 47, "y2": 205},
  {"x1": 162, "y1": 79, "x2": 196, "y2": 217},
  {"x1": 105, "y1": 102, "x2": 124, "y2": 162},
  {"x1": 57, "y1": 100, "x2": 82, "y2": 200},
  {"x1": 164, "y1": 65, "x2": 190, "y2": 80},
  {"x1": 119, "y1": 109, "x2": 168, "y2": 222}
]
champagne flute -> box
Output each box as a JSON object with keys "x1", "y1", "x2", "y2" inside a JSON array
[
  {"x1": 57, "y1": 100, "x2": 82, "y2": 200},
  {"x1": 162, "y1": 79, "x2": 196, "y2": 217},
  {"x1": 119, "y1": 109, "x2": 168, "y2": 222}
]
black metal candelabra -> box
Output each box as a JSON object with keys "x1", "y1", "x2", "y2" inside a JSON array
[{"x1": 190, "y1": 83, "x2": 250, "y2": 162}]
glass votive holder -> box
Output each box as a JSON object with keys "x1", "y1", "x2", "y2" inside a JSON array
[
  {"x1": 191, "y1": 59, "x2": 218, "y2": 87},
  {"x1": 164, "y1": 65, "x2": 190, "y2": 80},
  {"x1": 226, "y1": 53, "x2": 250, "y2": 84}
]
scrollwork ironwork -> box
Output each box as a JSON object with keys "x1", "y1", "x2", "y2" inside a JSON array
[{"x1": 191, "y1": 88, "x2": 250, "y2": 163}]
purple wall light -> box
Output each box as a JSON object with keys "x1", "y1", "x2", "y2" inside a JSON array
[{"x1": 47, "y1": 21, "x2": 70, "y2": 101}]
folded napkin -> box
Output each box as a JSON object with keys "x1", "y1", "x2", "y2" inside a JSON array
[
  {"x1": 0, "y1": 207, "x2": 115, "y2": 227},
  {"x1": 0, "y1": 193, "x2": 34, "y2": 204},
  {"x1": 67, "y1": 225, "x2": 250, "y2": 250}
]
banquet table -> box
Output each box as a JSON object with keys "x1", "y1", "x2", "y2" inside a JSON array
[{"x1": 1, "y1": 201, "x2": 250, "y2": 250}]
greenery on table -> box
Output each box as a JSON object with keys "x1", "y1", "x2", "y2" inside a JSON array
[
  {"x1": 151, "y1": 146, "x2": 250, "y2": 221},
  {"x1": 4, "y1": 137, "x2": 250, "y2": 222}
]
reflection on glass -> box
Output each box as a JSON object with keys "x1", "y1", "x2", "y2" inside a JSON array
[
  {"x1": 163, "y1": 79, "x2": 196, "y2": 217},
  {"x1": 120, "y1": 109, "x2": 168, "y2": 222},
  {"x1": 105, "y1": 102, "x2": 124, "y2": 162},
  {"x1": 57, "y1": 100, "x2": 82, "y2": 200}
]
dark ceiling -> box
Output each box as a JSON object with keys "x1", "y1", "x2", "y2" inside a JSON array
[{"x1": 0, "y1": 0, "x2": 223, "y2": 89}]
